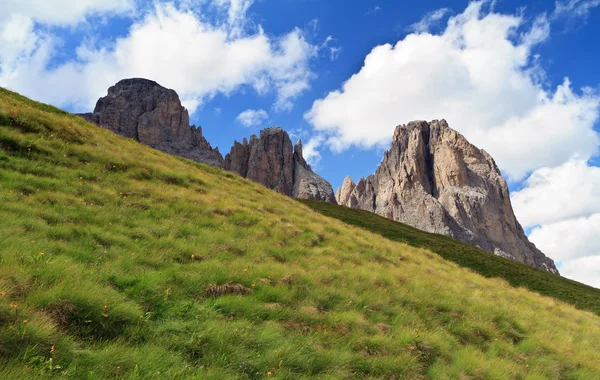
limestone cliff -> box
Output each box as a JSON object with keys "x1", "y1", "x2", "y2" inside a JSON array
[
  {"x1": 84, "y1": 78, "x2": 223, "y2": 167},
  {"x1": 225, "y1": 127, "x2": 336, "y2": 203},
  {"x1": 336, "y1": 120, "x2": 558, "y2": 274}
]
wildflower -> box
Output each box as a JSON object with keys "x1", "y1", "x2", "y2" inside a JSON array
[
  {"x1": 10, "y1": 303, "x2": 17, "y2": 309},
  {"x1": 251, "y1": 283, "x2": 256, "y2": 287},
  {"x1": 268, "y1": 371, "x2": 272, "y2": 376},
  {"x1": 22, "y1": 320, "x2": 28, "y2": 324},
  {"x1": 50, "y1": 342, "x2": 56, "y2": 355},
  {"x1": 0, "y1": 292, "x2": 5, "y2": 296},
  {"x1": 40, "y1": 252, "x2": 44, "y2": 256},
  {"x1": 244, "y1": 268, "x2": 248, "y2": 272}
]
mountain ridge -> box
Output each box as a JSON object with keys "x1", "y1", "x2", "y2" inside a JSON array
[{"x1": 80, "y1": 78, "x2": 336, "y2": 203}]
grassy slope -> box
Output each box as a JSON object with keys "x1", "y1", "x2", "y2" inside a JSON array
[
  {"x1": 0, "y1": 88, "x2": 599, "y2": 379},
  {"x1": 299, "y1": 200, "x2": 600, "y2": 317}
]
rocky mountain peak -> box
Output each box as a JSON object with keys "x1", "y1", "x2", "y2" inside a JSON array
[
  {"x1": 337, "y1": 119, "x2": 558, "y2": 274},
  {"x1": 225, "y1": 127, "x2": 336, "y2": 203},
  {"x1": 83, "y1": 78, "x2": 223, "y2": 167}
]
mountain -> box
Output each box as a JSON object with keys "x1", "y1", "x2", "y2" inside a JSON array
[
  {"x1": 78, "y1": 78, "x2": 224, "y2": 167},
  {"x1": 336, "y1": 120, "x2": 558, "y2": 274},
  {"x1": 81, "y1": 78, "x2": 335, "y2": 203},
  {"x1": 2, "y1": 87, "x2": 600, "y2": 378},
  {"x1": 225, "y1": 127, "x2": 336, "y2": 203}
]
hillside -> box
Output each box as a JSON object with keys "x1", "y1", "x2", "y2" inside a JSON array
[
  {"x1": 300, "y1": 200, "x2": 600, "y2": 316},
  {"x1": 1, "y1": 87, "x2": 600, "y2": 379}
]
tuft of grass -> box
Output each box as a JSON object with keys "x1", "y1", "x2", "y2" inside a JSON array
[{"x1": 1, "y1": 86, "x2": 600, "y2": 378}]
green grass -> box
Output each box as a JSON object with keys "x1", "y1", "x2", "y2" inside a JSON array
[
  {"x1": 299, "y1": 200, "x2": 600, "y2": 317},
  {"x1": 1, "y1": 87, "x2": 600, "y2": 379}
]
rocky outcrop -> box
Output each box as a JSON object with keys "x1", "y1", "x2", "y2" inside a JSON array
[
  {"x1": 225, "y1": 127, "x2": 336, "y2": 203},
  {"x1": 336, "y1": 120, "x2": 558, "y2": 274},
  {"x1": 85, "y1": 78, "x2": 223, "y2": 167}
]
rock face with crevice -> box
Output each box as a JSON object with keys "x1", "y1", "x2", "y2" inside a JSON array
[
  {"x1": 82, "y1": 78, "x2": 223, "y2": 167},
  {"x1": 336, "y1": 120, "x2": 558, "y2": 274},
  {"x1": 225, "y1": 127, "x2": 336, "y2": 203}
]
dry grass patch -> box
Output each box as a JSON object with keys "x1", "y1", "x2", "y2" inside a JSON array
[{"x1": 205, "y1": 283, "x2": 251, "y2": 297}]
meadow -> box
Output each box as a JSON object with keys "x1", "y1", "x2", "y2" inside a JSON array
[
  {"x1": 1, "y1": 87, "x2": 600, "y2": 379},
  {"x1": 299, "y1": 200, "x2": 600, "y2": 317}
]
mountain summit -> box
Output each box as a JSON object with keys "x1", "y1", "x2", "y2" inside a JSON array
[
  {"x1": 336, "y1": 120, "x2": 558, "y2": 274},
  {"x1": 225, "y1": 127, "x2": 336, "y2": 203},
  {"x1": 79, "y1": 79, "x2": 336, "y2": 203},
  {"x1": 79, "y1": 78, "x2": 224, "y2": 167}
]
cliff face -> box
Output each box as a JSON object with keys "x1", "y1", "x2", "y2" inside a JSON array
[
  {"x1": 86, "y1": 78, "x2": 223, "y2": 167},
  {"x1": 225, "y1": 127, "x2": 336, "y2": 203},
  {"x1": 336, "y1": 120, "x2": 558, "y2": 274}
]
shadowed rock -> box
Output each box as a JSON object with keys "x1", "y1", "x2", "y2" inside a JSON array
[
  {"x1": 225, "y1": 127, "x2": 336, "y2": 203},
  {"x1": 84, "y1": 78, "x2": 223, "y2": 167},
  {"x1": 336, "y1": 120, "x2": 558, "y2": 274}
]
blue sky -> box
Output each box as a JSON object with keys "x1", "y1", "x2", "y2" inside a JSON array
[{"x1": 1, "y1": 0, "x2": 600, "y2": 288}]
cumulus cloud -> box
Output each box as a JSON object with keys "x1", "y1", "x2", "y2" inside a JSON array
[
  {"x1": 0, "y1": 0, "x2": 133, "y2": 79},
  {"x1": 0, "y1": 1, "x2": 318, "y2": 114},
  {"x1": 528, "y1": 214, "x2": 600, "y2": 262},
  {"x1": 0, "y1": 0, "x2": 134, "y2": 27},
  {"x1": 302, "y1": 135, "x2": 326, "y2": 168},
  {"x1": 528, "y1": 216, "x2": 600, "y2": 288},
  {"x1": 512, "y1": 160, "x2": 600, "y2": 288},
  {"x1": 557, "y1": 256, "x2": 600, "y2": 289},
  {"x1": 512, "y1": 160, "x2": 600, "y2": 226},
  {"x1": 305, "y1": 1, "x2": 600, "y2": 180},
  {"x1": 236, "y1": 109, "x2": 268, "y2": 127}
]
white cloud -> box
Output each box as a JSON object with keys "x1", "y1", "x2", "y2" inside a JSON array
[
  {"x1": 528, "y1": 214, "x2": 600, "y2": 262},
  {"x1": 409, "y1": 8, "x2": 450, "y2": 33},
  {"x1": 305, "y1": 1, "x2": 600, "y2": 180},
  {"x1": 303, "y1": 135, "x2": 325, "y2": 168},
  {"x1": 236, "y1": 108, "x2": 268, "y2": 127},
  {"x1": 512, "y1": 160, "x2": 600, "y2": 226},
  {"x1": 329, "y1": 47, "x2": 342, "y2": 61},
  {"x1": 512, "y1": 160, "x2": 600, "y2": 288},
  {"x1": 557, "y1": 256, "x2": 600, "y2": 289},
  {"x1": 366, "y1": 6, "x2": 382, "y2": 16},
  {"x1": 0, "y1": 2, "x2": 318, "y2": 114},
  {"x1": 553, "y1": 0, "x2": 600, "y2": 21},
  {"x1": 0, "y1": 0, "x2": 133, "y2": 80},
  {"x1": 0, "y1": 0, "x2": 134, "y2": 27}
]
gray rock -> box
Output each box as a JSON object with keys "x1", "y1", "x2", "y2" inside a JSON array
[
  {"x1": 225, "y1": 127, "x2": 336, "y2": 203},
  {"x1": 336, "y1": 120, "x2": 559, "y2": 274},
  {"x1": 88, "y1": 78, "x2": 223, "y2": 167}
]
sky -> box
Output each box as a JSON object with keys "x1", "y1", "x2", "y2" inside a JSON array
[{"x1": 1, "y1": 0, "x2": 599, "y2": 288}]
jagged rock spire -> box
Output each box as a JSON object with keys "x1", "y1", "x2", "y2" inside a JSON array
[{"x1": 225, "y1": 127, "x2": 336, "y2": 203}]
